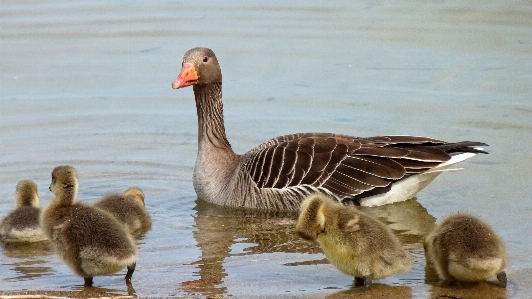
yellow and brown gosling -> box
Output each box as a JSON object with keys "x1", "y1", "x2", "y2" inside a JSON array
[
  {"x1": 0, "y1": 180, "x2": 47, "y2": 243},
  {"x1": 424, "y1": 213, "x2": 507, "y2": 287},
  {"x1": 296, "y1": 193, "x2": 412, "y2": 289},
  {"x1": 94, "y1": 187, "x2": 152, "y2": 237},
  {"x1": 40, "y1": 166, "x2": 137, "y2": 286}
]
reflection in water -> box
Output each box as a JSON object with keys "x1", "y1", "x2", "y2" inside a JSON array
[
  {"x1": 1, "y1": 240, "x2": 53, "y2": 258},
  {"x1": 327, "y1": 283, "x2": 412, "y2": 299},
  {"x1": 1, "y1": 241, "x2": 54, "y2": 281},
  {"x1": 182, "y1": 199, "x2": 317, "y2": 296},
  {"x1": 0, "y1": 286, "x2": 137, "y2": 299},
  {"x1": 80, "y1": 283, "x2": 137, "y2": 297},
  {"x1": 428, "y1": 282, "x2": 508, "y2": 299},
  {"x1": 359, "y1": 198, "x2": 437, "y2": 240},
  {"x1": 185, "y1": 198, "x2": 436, "y2": 296}
]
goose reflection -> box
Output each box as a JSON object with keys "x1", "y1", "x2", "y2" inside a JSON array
[{"x1": 183, "y1": 198, "x2": 435, "y2": 296}]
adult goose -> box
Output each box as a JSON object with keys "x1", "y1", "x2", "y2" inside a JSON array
[{"x1": 171, "y1": 47, "x2": 487, "y2": 211}]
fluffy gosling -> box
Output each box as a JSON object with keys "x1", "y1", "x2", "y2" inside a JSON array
[
  {"x1": 296, "y1": 193, "x2": 412, "y2": 289},
  {"x1": 424, "y1": 213, "x2": 507, "y2": 287},
  {"x1": 94, "y1": 187, "x2": 152, "y2": 237},
  {"x1": 40, "y1": 166, "x2": 138, "y2": 286},
  {"x1": 0, "y1": 180, "x2": 47, "y2": 243}
]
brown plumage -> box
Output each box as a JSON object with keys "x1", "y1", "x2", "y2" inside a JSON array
[
  {"x1": 296, "y1": 193, "x2": 412, "y2": 289},
  {"x1": 94, "y1": 188, "x2": 152, "y2": 238},
  {"x1": 40, "y1": 166, "x2": 137, "y2": 286},
  {"x1": 172, "y1": 47, "x2": 488, "y2": 211},
  {"x1": 0, "y1": 180, "x2": 47, "y2": 243},
  {"x1": 424, "y1": 213, "x2": 507, "y2": 287}
]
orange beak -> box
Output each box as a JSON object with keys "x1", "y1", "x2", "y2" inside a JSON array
[{"x1": 172, "y1": 63, "x2": 199, "y2": 89}]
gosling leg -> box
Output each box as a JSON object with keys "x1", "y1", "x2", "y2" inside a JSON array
[
  {"x1": 84, "y1": 277, "x2": 93, "y2": 286},
  {"x1": 363, "y1": 275, "x2": 372, "y2": 290},
  {"x1": 354, "y1": 276, "x2": 364, "y2": 286},
  {"x1": 497, "y1": 271, "x2": 507, "y2": 288},
  {"x1": 354, "y1": 276, "x2": 372, "y2": 290},
  {"x1": 125, "y1": 262, "x2": 136, "y2": 282}
]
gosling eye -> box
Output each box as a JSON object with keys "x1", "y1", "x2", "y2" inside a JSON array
[{"x1": 202, "y1": 56, "x2": 208, "y2": 63}]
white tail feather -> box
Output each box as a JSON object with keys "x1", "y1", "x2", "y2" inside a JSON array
[{"x1": 359, "y1": 152, "x2": 478, "y2": 207}]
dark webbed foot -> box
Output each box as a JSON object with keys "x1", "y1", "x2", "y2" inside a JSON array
[
  {"x1": 497, "y1": 271, "x2": 507, "y2": 288},
  {"x1": 125, "y1": 262, "x2": 136, "y2": 282},
  {"x1": 84, "y1": 277, "x2": 93, "y2": 286}
]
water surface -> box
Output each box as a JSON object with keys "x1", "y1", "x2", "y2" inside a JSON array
[{"x1": 1, "y1": 1, "x2": 531, "y2": 298}]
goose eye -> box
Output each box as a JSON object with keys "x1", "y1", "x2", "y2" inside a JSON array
[{"x1": 202, "y1": 56, "x2": 208, "y2": 62}]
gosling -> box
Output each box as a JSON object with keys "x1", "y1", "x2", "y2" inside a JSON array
[
  {"x1": 0, "y1": 180, "x2": 47, "y2": 243},
  {"x1": 296, "y1": 193, "x2": 412, "y2": 289},
  {"x1": 40, "y1": 166, "x2": 138, "y2": 286},
  {"x1": 424, "y1": 213, "x2": 507, "y2": 287},
  {"x1": 94, "y1": 187, "x2": 152, "y2": 237}
]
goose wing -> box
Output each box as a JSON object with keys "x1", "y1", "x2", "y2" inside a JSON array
[{"x1": 242, "y1": 133, "x2": 471, "y2": 199}]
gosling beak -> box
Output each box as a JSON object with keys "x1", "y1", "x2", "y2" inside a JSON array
[{"x1": 172, "y1": 63, "x2": 199, "y2": 89}]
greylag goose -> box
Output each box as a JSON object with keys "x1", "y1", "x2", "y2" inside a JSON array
[
  {"x1": 0, "y1": 180, "x2": 47, "y2": 243},
  {"x1": 296, "y1": 193, "x2": 412, "y2": 289},
  {"x1": 40, "y1": 166, "x2": 137, "y2": 286},
  {"x1": 424, "y1": 213, "x2": 507, "y2": 287},
  {"x1": 172, "y1": 47, "x2": 488, "y2": 211},
  {"x1": 94, "y1": 187, "x2": 152, "y2": 238}
]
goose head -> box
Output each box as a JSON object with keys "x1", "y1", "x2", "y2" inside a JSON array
[{"x1": 172, "y1": 47, "x2": 222, "y2": 89}]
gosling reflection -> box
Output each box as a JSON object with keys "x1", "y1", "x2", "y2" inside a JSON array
[
  {"x1": 185, "y1": 197, "x2": 435, "y2": 296},
  {"x1": 327, "y1": 283, "x2": 412, "y2": 299},
  {"x1": 1, "y1": 241, "x2": 54, "y2": 281},
  {"x1": 70, "y1": 283, "x2": 137, "y2": 298},
  {"x1": 428, "y1": 281, "x2": 508, "y2": 299}
]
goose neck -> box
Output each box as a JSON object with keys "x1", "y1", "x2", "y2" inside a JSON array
[{"x1": 194, "y1": 82, "x2": 232, "y2": 151}]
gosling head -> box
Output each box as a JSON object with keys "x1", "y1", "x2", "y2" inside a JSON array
[
  {"x1": 50, "y1": 165, "x2": 79, "y2": 204},
  {"x1": 15, "y1": 180, "x2": 39, "y2": 208},
  {"x1": 296, "y1": 193, "x2": 329, "y2": 241},
  {"x1": 124, "y1": 188, "x2": 145, "y2": 207}
]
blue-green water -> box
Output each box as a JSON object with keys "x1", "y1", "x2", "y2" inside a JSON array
[{"x1": 1, "y1": 1, "x2": 531, "y2": 298}]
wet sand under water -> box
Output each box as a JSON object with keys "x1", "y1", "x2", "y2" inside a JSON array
[{"x1": 1, "y1": 0, "x2": 532, "y2": 298}]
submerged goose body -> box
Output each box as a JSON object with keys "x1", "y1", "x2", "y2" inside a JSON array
[
  {"x1": 172, "y1": 47, "x2": 488, "y2": 211},
  {"x1": 296, "y1": 193, "x2": 412, "y2": 288},
  {"x1": 0, "y1": 180, "x2": 47, "y2": 243},
  {"x1": 40, "y1": 166, "x2": 137, "y2": 286},
  {"x1": 424, "y1": 213, "x2": 507, "y2": 286}
]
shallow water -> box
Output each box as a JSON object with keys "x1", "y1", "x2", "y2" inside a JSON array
[{"x1": 1, "y1": 1, "x2": 531, "y2": 298}]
